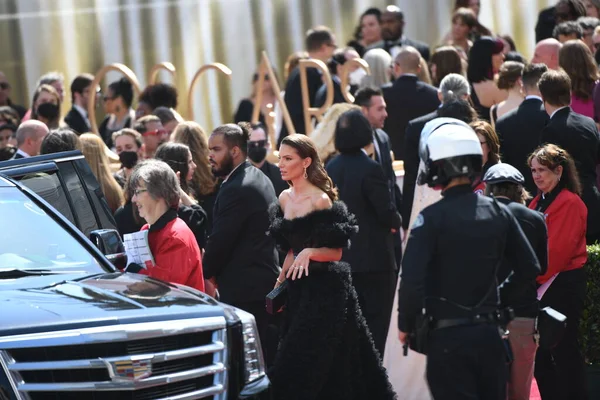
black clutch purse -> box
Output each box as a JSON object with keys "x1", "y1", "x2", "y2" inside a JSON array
[
  {"x1": 538, "y1": 306, "x2": 567, "y2": 349},
  {"x1": 266, "y1": 280, "x2": 289, "y2": 315}
]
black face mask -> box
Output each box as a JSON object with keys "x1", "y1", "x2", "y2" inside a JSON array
[
  {"x1": 36, "y1": 103, "x2": 59, "y2": 120},
  {"x1": 248, "y1": 146, "x2": 267, "y2": 164},
  {"x1": 119, "y1": 151, "x2": 138, "y2": 169}
]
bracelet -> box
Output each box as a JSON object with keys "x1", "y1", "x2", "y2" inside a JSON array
[{"x1": 276, "y1": 278, "x2": 283, "y2": 284}]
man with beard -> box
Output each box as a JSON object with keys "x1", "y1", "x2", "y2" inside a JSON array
[
  {"x1": 248, "y1": 122, "x2": 288, "y2": 196},
  {"x1": 373, "y1": 5, "x2": 430, "y2": 60},
  {"x1": 203, "y1": 122, "x2": 279, "y2": 363}
]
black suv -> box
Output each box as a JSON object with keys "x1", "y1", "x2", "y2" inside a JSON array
[{"x1": 0, "y1": 154, "x2": 270, "y2": 399}]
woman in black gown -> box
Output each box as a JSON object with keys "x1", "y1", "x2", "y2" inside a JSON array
[{"x1": 267, "y1": 134, "x2": 396, "y2": 400}]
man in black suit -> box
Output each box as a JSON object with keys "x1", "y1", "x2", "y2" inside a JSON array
[
  {"x1": 203, "y1": 122, "x2": 279, "y2": 358},
  {"x1": 12, "y1": 120, "x2": 48, "y2": 159},
  {"x1": 383, "y1": 46, "x2": 439, "y2": 162},
  {"x1": 402, "y1": 73, "x2": 472, "y2": 229},
  {"x1": 355, "y1": 87, "x2": 402, "y2": 267},
  {"x1": 64, "y1": 73, "x2": 95, "y2": 134},
  {"x1": 0, "y1": 71, "x2": 26, "y2": 119},
  {"x1": 326, "y1": 110, "x2": 401, "y2": 356},
  {"x1": 374, "y1": 5, "x2": 430, "y2": 60},
  {"x1": 539, "y1": 69, "x2": 600, "y2": 244},
  {"x1": 248, "y1": 122, "x2": 287, "y2": 196},
  {"x1": 279, "y1": 26, "x2": 337, "y2": 145},
  {"x1": 496, "y1": 63, "x2": 549, "y2": 196}
]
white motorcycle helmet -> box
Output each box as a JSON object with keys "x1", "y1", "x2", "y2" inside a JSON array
[{"x1": 417, "y1": 118, "x2": 483, "y2": 188}]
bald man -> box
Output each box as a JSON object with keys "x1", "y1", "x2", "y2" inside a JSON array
[
  {"x1": 12, "y1": 120, "x2": 49, "y2": 159},
  {"x1": 532, "y1": 38, "x2": 562, "y2": 70},
  {"x1": 372, "y1": 5, "x2": 430, "y2": 61},
  {"x1": 0, "y1": 72, "x2": 26, "y2": 119},
  {"x1": 382, "y1": 46, "x2": 439, "y2": 161}
]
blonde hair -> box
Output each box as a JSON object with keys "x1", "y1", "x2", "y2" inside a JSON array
[
  {"x1": 311, "y1": 103, "x2": 360, "y2": 163},
  {"x1": 417, "y1": 57, "x2": 433, "y2": 84},
  {"x1": 171, "y1": 121, "x2": 216, "y2": 196},
  {"x1": 80, "y1": 133, "x2": 124, "y2": 213}
]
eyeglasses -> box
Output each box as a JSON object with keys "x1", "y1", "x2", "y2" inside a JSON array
[
  {"x1": 0, "y1": 82, "x2": 9, "y2": 90},
  {"x1": 480, "y1": 141, "x2": 487, "y2": 145},
  {"x1": 142, "y1": 129, "x2": 168, "y2": 137},
  {"x1": 133, "y1": 188, "x2": 148, "y2": 196}
]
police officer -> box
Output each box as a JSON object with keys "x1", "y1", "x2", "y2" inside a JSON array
[
  {"x1": 483, "y1": 163, "x2": 548, "y2": 400},
  {"x1": 397, "y1": 119, "x2": 541, "y2": 400}
]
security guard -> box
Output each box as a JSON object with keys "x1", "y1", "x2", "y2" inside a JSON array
[{"x1": 397, "y1": 119, "x2": 541, "y2": 400}]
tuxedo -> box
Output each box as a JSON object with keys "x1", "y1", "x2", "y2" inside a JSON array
[
  {"x1": 326, "y1": 151, "x2": 401, "y2": 355},
  {"x1": 371, "y1": 37, "x2": 430, "y2": 61},
  {"x1": 495, "y1": 98, "x2": 549, "y2": 195},
  {"x1": 314, "y1": 75, "x2": 345, "y2": 108},
  {"x1": 374, "y1": 128, "x2": 402, "y2": 211},
  {"x1": 382, "y1": 75, "x2": 439, "y2": 161},
  {"x1": 259, "y1": 160, "x2": 288, "y2": 197},
  {"x1": 541, "y1": 107, "x2": 600, "y2": 243},
  {"x1": 278, "y1": 66, "x2": 322, "y2": 146},
  {"x1": 64, "y1": 106, "x2": 90, "y2": 134},
  {"x1": 402, "y1": 110, "x2": 438, "y2": 229}
]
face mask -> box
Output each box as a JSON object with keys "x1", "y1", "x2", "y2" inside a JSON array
[
  {"x1": 349, "y1": 69, "x2": 368, "y2": 86},
  {"x1": 248, "y1": 146, "x2": 267, "y2": 163},
  {"x1": 119, "y1": 151, "x2": 138, "y2": 169},
  {"x1": 36, "y1": 103, "x2": 59, "y2": 120}
]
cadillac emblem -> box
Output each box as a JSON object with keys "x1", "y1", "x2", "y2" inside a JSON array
[{"x1": 102, "y1": 356, "x2": 154, "y2": 382}]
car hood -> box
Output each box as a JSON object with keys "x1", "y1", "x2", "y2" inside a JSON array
[{"x1": 0, "y1": 272, "x2": 224, "y2": 336}]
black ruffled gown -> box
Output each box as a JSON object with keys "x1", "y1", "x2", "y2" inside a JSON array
[{"x1": 267, "y1": 201, "x2": 397, "y2": 400}]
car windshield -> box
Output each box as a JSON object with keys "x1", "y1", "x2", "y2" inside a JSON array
[{"x1": 0, "y1": 187, "x2": 103, "y2": 273}]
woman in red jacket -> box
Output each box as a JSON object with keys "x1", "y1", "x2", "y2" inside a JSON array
[
  {"x1": 528, "y1": 144, "x2": 587, "y2": 400},
  {"x1": 128, "y1": 159, "x2": 205, "y2": 293}
]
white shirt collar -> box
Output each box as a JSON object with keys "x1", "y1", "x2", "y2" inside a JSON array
[
  {"x1": 222, "y1": 162, "x2": 245, "y2": 183},
  {"x1": 525, "y1": 95, "x2": 543, "y2": 102},
  {"x1": 16, "y1": 148, "x2": 30, "y2": 158},
  {"x1": 550, "y1": 106, "x2": 569, "y2": 119}
]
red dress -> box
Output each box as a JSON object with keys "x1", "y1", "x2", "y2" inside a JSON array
[
  {"x1": 528, "y1": 189, "x2": 587, "y2": 284},
  {"x1": 140, "y1": 209, "x2": 205, "y2": 292}
]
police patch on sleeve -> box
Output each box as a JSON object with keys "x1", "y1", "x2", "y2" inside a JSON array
[{"x1": 412, "y1": 213, "x2": 424, "y2": 230}]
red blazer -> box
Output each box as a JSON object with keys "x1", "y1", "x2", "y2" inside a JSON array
[
  {"x1": 529, "y1": 189, "x2": 587, "y2": 284},
  {"x1": 140, "y1": 211, "x2": 205, "y2": 293}
]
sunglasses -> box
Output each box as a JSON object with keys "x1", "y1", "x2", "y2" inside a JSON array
[
  {"x1": 142, "y1": 129, "x2": 168, "y2": 137},
  {"x1": 0, "y1": 82, "x2": 9, "y2": 90}
]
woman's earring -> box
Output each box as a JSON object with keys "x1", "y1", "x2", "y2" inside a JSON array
[{"x1": 303, "y1": 167, "x2": 308, "y2": 179}]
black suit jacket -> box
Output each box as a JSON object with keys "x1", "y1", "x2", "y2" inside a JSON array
[
  {"x1": 495, "y1": 98, "x2": 549, "y2": 195},
  {"x1": 541, "y1": 107, "x2": 600, "y2": 239},
  {"x1": 259, "y1": 161, "x2": 288, "y2": 197},
  {"x1": 382, "y1": 75, "x2": 440, "y2": 161},
  {"x1": 379, "y1": 37, "x2": 430, "y2": 61},
  {"x1": 326, "y1": 152, "x2": 401, "y2": 273},
  {"x1": 278, "y1": 66, "x2": 323, "y2": 146},
  {"x1": 12, "y1": 152, "x2": 25, "y2": 160},
  {"x1": 402, "y1": 110, "x2": 438, "y2": 229},
  {"x1": 535, "y1": 6, "x2": 556, "y2": 43},
  {"x1": 203, "y1": 162, "x2": 279, "y2": 303},
  {"x1": 64, "y1": 107, "x2": 90, "y2": 134},
  {"x1": 314, "y1": 76, "x2": 345, "y2": 108},
  {"x1": 497, "y1": 198, "x2": 547, "y2": 317},
  {"x1": 374, "y1": 128, "x2": 402, "y2": 212}
]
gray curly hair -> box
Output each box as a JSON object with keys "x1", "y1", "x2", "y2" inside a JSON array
[{"x1": 129, "y1": 159, "x2": 180, "y2": 208}]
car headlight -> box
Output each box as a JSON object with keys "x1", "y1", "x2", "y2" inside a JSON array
[{"x1": 235, "y1": 308, "x2": 266, "y2": 383}]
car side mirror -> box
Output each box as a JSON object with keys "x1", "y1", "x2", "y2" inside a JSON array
[{"x1": 90, "y1": 229, "x2": 127, "y2": 270}]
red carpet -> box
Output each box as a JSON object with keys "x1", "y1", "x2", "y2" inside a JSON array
[{"x1": 530, "y1": 378, "x2": 541, "y2": 399}]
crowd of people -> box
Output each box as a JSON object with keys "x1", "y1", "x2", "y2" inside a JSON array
[{"x1": 0, "y1": 1, "x2": 599, "y2": 399}]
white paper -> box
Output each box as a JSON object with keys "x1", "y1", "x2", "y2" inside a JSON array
[
  {"x1": 537, "y1": 273, "x2": 558, "y2": 300},
  {"x1": 123, "y1": 231, "x2": 155, "y2": 269}
]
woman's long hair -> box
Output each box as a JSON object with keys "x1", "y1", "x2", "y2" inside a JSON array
[
  {"x1": 311, "y1": 103, "x2": 360, "y2": 163},
  {"x1": 559, "y1": 39, "x2": 599, "y2": 100},
  {"x1": 470, "y1": 120, "x2": 501, "y2": 165},
  {"x1": 361, "y1": 48, "x2": 392, "y2": 88},
  {"x1": 528, "y1": 144, "x2": 582, "y2": 196},
  {"x1": 430, "y1": 46, "x2": 464, "y2": 87},
  {"x1": 79, "y1": 133, "x2": 124, "y2": 212},
  {"x1": 280, "y1": 134, "x2": 338, "y2": 202},
  {"x1": 172, "y1": 121, "x2": 216, "y2": 197},
  {"x1": 467, "y1": 37, "x2": 503, "y2": 83},
  {"x1": 155, "y1": 142, "x2": 192, "y2": 195}
]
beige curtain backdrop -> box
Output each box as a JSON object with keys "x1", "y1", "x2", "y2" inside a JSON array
[{"x1": 0, "y1": 0, "x2": 555, "y2": 132}]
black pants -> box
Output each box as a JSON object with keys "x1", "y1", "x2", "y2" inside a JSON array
[
  {"x1": 427, "y1": 324, "x2": 508, "y2": 400},
  {"x1": 352, "y1": 269, "x2": 395, "y2": 357},
  {"x1": 232, "y1": 300, "x2": 278, "y2": 368},
  {"x1": 535, "y1": 268, "x2": 588, "y2": 400}
]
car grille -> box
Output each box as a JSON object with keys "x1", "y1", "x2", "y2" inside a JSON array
[{"x1": 0, "y1": 317, "x2": 228, "y2": 400}]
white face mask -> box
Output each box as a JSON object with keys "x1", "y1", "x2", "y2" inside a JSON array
[{"x1": 348, "y1": 68, "x2": 368, "y2": 86}]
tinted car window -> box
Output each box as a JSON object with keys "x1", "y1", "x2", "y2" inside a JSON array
[
  {"x1": 59, "y1": 162, "x2": 98, "y2": 236},
  {"x1": 18, "y1": 171, "x2": 76, "y2": 225}
]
